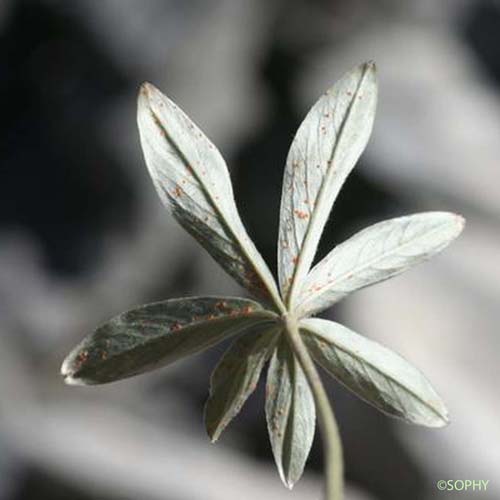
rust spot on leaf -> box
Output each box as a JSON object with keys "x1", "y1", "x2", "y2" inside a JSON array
[
  {"x1": 241, "y1": 305, "x2": 254, "y2": 315},
  {"x1": 215, "y1": 301, "x2": 228, "y2": 312},
  {"x1": 294, "y1": 209, "x2": 309, "y2": 220},
  {"x1": 172, "y1": 185, "x2": 183, "y2": 198},
  {"x1": 243, "y1": 268, "x2": 268, "y2": 297},
  {"x1": 75, "y1": 350, "x2": 89, "y2": 369},
  {"x1": 78, "y1": 350, "x2": 88, "y2": 361}
]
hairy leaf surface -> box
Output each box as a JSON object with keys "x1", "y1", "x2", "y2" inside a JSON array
[
  {"x1": 301, "y1": 318, "x2": 449, "y2": 427},
  {"x1": 138, "y1": 84, "x2": 281, "y2": 307},
  {"x1": 266, "y1": 338, "x2": 316, "y2": 488},
  {"x1": 62, "y1": 297, "x2": 274, "y2": 385},
  {"x1": 205, "y1": 324, "x2": 280, "y2": 442},
  {"x1": 297, "y1": 212, "x2": 465, "y2": 316},
  {"x1": 278, "y1": 62, "x2": 377, "y2": 306}
]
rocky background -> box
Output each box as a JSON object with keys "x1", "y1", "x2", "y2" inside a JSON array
[{"x1": 0, "y1": 1, "x2": 499, "y2": 499}]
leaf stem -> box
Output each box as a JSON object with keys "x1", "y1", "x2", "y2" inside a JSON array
[{"x1": 283, "y1": 314, "x2": 344, "y2": 500}]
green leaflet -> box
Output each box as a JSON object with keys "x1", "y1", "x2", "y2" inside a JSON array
[
  {"x1": 61, "y1": 297, "x2": 276, "y2": 385},
  {"x1": 301, "y1": 318, "x2": 449, "y2": 428},
  {"x1": 137, "y1": 83, "x2": 282, "y2": 310},
  {"x1": 297, "y1": 212, "x2": 465, "y2": 316},
  {"x1": 205, "y1": 324, "x2": 281, "y2": 442},
  {"x1": 266, "y1": 338, "x2": 316, "y2": 489},
  {"x1": 278, "y1": 62, "x2": 377, "y2": 307}
]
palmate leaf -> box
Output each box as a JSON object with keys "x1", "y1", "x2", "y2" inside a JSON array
[
  {"x1": 278, "y1": 62, "x2": 377, "y2": 306},
  {"x1": 205, "y1": 324, "x2": 281, "y2": 442},
  {"x1": 61, "y1": 297, "x2": 276, "y2": 385},
  {"x1": 297, "y1": 212, "x2": 465, "y2": 316},
  {"x1": 301, "y1": 318, "x2": 449, "y2": 427},
  {"x1": 137, "y1": 84, "x2": 281, "y2": 308},
  {"x1": 59, "y1": 61, "x2": 466, "y2": 500},
  {"x1": 266, "y1": 338, "x2": 316, "y2": 489}
]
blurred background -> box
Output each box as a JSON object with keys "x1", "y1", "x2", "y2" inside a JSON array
[{"x1": 1, "y1": 1, "x2": 499, "y2": 499}]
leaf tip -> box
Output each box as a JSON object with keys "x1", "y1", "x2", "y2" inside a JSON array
[
  {"x1": 442, "y1": 212, "x2": 465, "y2": 243},
  {"x1": 139, "y1": 81, "x2": 156, "y2": 99},
  {"x1": 60, "y1": 353, "x2": 73, "y2": 377},
  {"x1": 204, "y1": 405, "x2": 222, "y2": 443},
  {"x1": 364, "y1": 60, "x2": 377, "y2": 72},
  {"x1": 60, "y1": 347, "x2": 94, "y2": 386},
  {"x1": 137, "y1": 83, "x2": 155, "y2": 124},
  {"x1": 455, "y1": 213, "x2": 466, "y2": 233},
  {"x1": 426, "y1": 416, "x2": 450, "y2": 429},
  {"x1": 61, "y1": 358, "x2": 87, "y2": 386},
  {"x1": 138, "y1": 82, "x2": 165, "y2": 115},
  {"x1": 206, "y1": 424, "x2": 221, "y2": 444},
  {"x1": 60, "y1": 356, "x2": 78, "y2": 385},
  {"x1": 433, "y1": 408, "x2": 450, "y2": 428},
  {"x1": 418, "y1": 398, "x2": 450, "y2": 428},
  {"x1": 360, "y1": 60, "x2": 377, "y2": 86},
  {"x1": 275, "y1": 468, "x2": 295, "y2": 490},
  {"x1": 63, "y1": 374, "x2": 87, "y2": 386}
]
